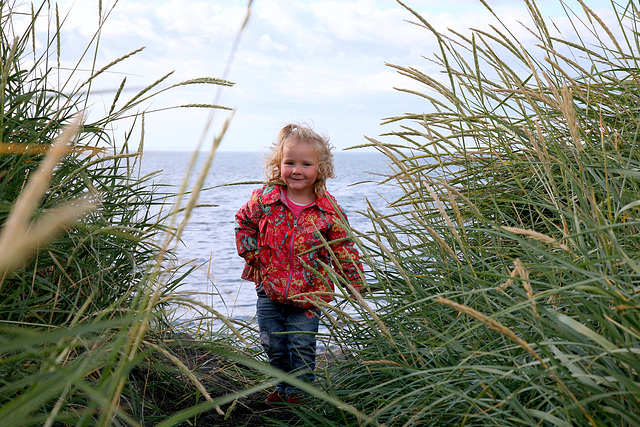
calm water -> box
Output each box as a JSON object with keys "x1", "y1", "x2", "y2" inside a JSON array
[{"x1": 139, "y1": 150, "x2": 400, "y2": 324}]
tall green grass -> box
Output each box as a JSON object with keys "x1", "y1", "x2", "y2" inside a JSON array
[
  {"x1": 318, "y1": 0, "x2": 640, "y2": 425},
  {"x1": 0, "y1": 1, "x2": 242, "y2": 425}
]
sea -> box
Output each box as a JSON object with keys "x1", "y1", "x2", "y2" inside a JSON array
[{"x1": 138, "y1": 150, "x2": 402, "y2": 328}]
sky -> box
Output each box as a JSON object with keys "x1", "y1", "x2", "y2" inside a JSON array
[{"x1": 16, "y1": 0, "x2": 619, "y2": 152}]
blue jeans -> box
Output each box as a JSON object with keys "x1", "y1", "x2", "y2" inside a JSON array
[{"x1": 256, "y1": 291, "x2": 320, "y2": 395}]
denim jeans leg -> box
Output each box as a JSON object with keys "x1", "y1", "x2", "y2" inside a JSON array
[
  {"x1": 256, "y1": 295, "x2": 289, "y2": 393},
  {"x1": 285, "y1": 306, "x2": 319, "y2": 395},
  {"x1": 256, "y1": 295, "x2": 320, "y2": 395}
]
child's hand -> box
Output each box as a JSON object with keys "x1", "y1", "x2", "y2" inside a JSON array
[
  {"x1": 347, "y1": 282, "x2": 365, "y2": 298},
  {"x1": 251, "y1": 265, "x2": 262, "y2": 285}
]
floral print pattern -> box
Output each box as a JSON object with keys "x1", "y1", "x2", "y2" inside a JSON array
[{"x1": 235, "y1": 184, "x2": 363, "y2": 308}]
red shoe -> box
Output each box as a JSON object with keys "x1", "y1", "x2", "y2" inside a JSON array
[
  {"x1": 286, "y1": 392, "x2": 307, "y2": 404},
  {"x1": 265, "y1": 390, "x2": 286, "y2": 407}
]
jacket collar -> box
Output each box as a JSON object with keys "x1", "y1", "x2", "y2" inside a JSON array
[{"x1": 261, "y1": 184, "x2": 336, "y2": 213}]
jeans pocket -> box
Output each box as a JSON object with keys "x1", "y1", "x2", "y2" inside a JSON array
[{"x1": 256, "y1": 283, "x2": 267, "y2": 297}]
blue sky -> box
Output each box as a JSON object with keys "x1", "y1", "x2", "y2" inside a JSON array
[{"x1": 23, "y1": 0, "x2": 617, "y2": 152}]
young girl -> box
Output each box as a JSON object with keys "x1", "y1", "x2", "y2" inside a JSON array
[{"x1": 235, "y1": 123, "x2": 363, "y2": 405}]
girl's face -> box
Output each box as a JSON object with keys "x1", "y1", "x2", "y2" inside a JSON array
[{"x1": 280, "y1": 139, "x2": 319, "y2": 199}]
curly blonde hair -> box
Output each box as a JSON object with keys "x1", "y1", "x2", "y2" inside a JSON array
[{"x1": 265, "y1": 123, "x2": 335, "y2": 196}]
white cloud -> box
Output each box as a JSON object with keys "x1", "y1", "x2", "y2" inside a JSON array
[
  {"x1": 359, "y1": 69, "x2": 420, "y2": 93},
  {"x1": 310, "y1": 0, "x2": 404, "y2": 42},
  {"x1": 155, "y1": 1, "x2": 245, "y2": 38},
  {"x1": 256, "y1": 34, "x2": 288, "y2": 52},
  {"x1": 10, "y1": 0, "x2": 626, "y2": 152},
  {"x1": 255, "y1": 0, "x2": 304, "y2": 34}
]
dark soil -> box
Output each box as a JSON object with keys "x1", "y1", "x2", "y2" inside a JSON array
[{"x1": 130, "y1": 341, "x2": 302, "y2": 426}]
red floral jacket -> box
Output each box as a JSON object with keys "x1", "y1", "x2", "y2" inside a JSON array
[{"x1": 235, "y1": 184, "x2": 363, "y2": 308}]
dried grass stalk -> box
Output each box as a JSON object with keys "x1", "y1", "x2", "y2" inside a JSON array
[
  {"x1": 495, "y1": 226, "x2": 570, "y2": 251},
  {"x1": 497, "y1": 259, "x2": 537, "y2": 316},
  {"x1": 435, "y1": 296, "x2": 544, "y2": 364}
]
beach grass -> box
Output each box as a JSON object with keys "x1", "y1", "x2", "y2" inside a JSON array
[
  {"x1": 0, "y1": 1, "x2": 250, "y2": 425},
  {"x1": 317, "y1": 0, "x2": 640, "y2": 425}
]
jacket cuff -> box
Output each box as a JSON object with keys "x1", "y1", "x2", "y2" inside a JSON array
[{"x1": 242, "y1": 249, "x2": 259, "y2": 265}]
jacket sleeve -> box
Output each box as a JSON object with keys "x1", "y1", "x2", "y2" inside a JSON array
[
  {"x1": 235, "y1": 188, "x2": 263, "y2": 274},
  {"x1": 327, "y1": 206, "x2": 365, "y2": 293}
]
